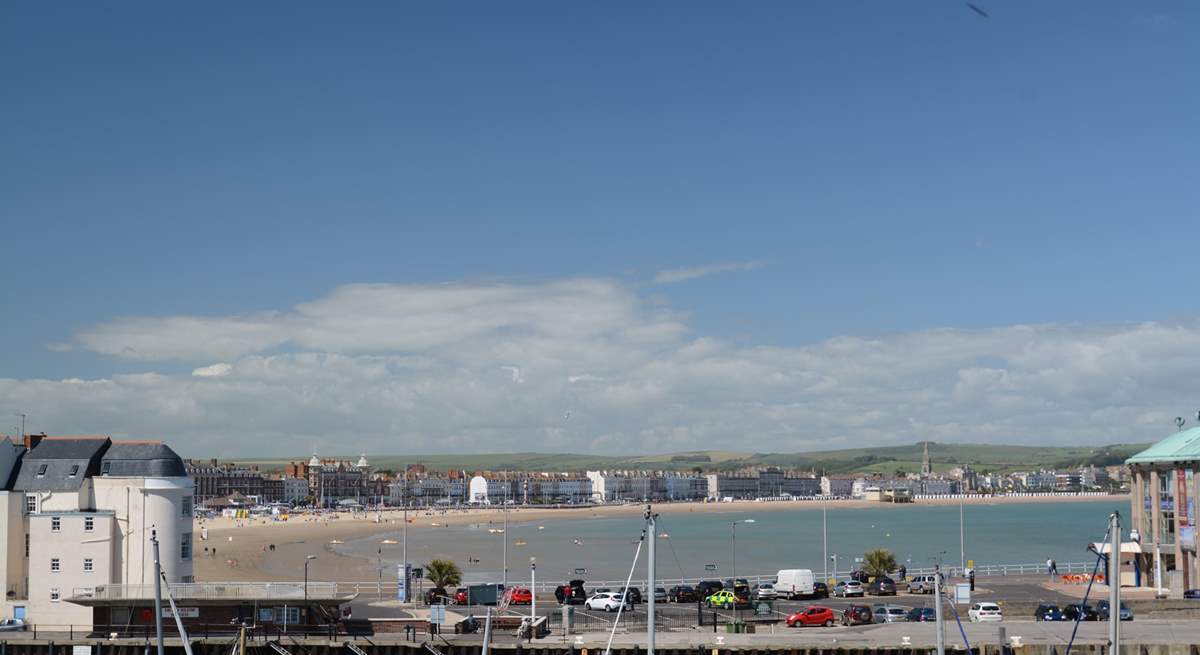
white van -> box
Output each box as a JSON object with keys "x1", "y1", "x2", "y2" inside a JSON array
[{"x1": 774, "y1": 569, "x2": 815, "y2": 599}]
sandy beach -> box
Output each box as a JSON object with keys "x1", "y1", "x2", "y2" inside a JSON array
[{"x1": 191, "y1": 494, "x2": 1128, "y2": 583}]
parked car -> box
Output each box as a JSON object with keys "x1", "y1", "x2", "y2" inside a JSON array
[
  {"x1": 723, "y1": 578, "x2": 750, "y2": 595},
  {"x1": 556, "y1": 580, "x2": 587, "y2": 604},
  {"x1": 669, "y1": 585, "x2": 697, "y2": 603},
  {"x1": 1034, "y1": 604, "x2": 1065, "y2": 621},
  {"x1": 1063, "y1": 603, "x2": 1099, "y2": 622},
  {"x1": 652, "y1": 587, "x2": 668, "y2": 602},
  {"x1": 508, "y1": 587, "x2": 533, "y2": 605},
  {"x1": 585, "y1": 592, "x2": 630, "y2": 612},
  {"x1": 834, "y1": 580, "x2": 865, "y2": 598},
  {"x1": 1185, "y1": 589, "x2": 1200, "y2": 600},
  {"x1": 453, "y1": 587, "x2": 469, "y2": 604},
  {"x1": 695, "y1": 580, "x2": 724, "y2": 598},
  {"x1": 867, "y1": 577, "x2": 897, "y2": 596},
  {"x1": 753, "y1": 583, "x2": 778, "y2": 600},
  {"x1": 1096, "y1": 600, "x2": 1133, "y2": 621},
  {"x1": 907, "y1": 574, "x2": 940, "y2": 594},
  {"x1": 906, "y1": 607, "x2": 937, "y2": 622},
  {"x1": 968, "y1": 602, "x2": 1003, "y2": 623},
  {"x1": 849, "y1": 569, "x2": 871, "y2": 583},
  {"x1": 0, "y1": 619, "x2": 26, "y2": 632},
  {"x1": 812, "y1": 582, "x2": 829, "y2": 598},
  {"x1": 705, "y1": 590, "x2": 748, "y2": 609},
  {"x1": 841, "y1": 604, "x2": 874, "y2": 626},
  {"x1": 786, "y1": 605, "x2": 837, "y2": 627},
  {"x1": 619, "y1": 587, "x2": 643, "y2": 605},
  {"x1": 872, "y1": 604, "x2": 909, "y2": 623}
]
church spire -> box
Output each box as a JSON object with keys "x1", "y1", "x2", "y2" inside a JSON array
[{"x1": 921, "y1": 441, "x2": 932, "y2": 477}]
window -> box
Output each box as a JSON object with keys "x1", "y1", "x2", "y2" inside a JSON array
[
  {"x1": 51, "y1": 517, "x2": 61, "y2": 532},
  {"x1": 25, "y1": 495, "x2": 36, "y2": 514},
  {"x1": 68, "y1": 464, "x2": 79, "y2": 478},
  {"x1": 181, "y1": 533, "x2": 192, "y2": 560},
  {"x1": 50, "y1": 558, "x2": 60, "y2": 572},
  {"x1": 181, "y1": 496, "x2": 193, "y2": 517},
  {"x1": 100, "y1": 461, "x2": 111, "y2": 475},
  {"x1": 24, "y1": 533, "x2": 29, "y2": 558},
  {"x1": 36, "y1": 464, "x2": 48, "y2": 477},
  {"x1": 84, "y1": 517, "x2": 94, "y2": 532},
  {"x1": 273, "y1": 607, "x2": 299, "y2": 624},
  {"x1": 83, "y1": 558, "x2": 93, "y2": 572},
  {"x1": 49, "y1": 588, "x2": 60, "y2": 603}
]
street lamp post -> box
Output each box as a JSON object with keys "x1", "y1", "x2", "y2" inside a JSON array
[
  {"x1": 304, "y1": 555, "x2": 317, "y2": 626},
  {"x1": 822, "y1": 498, "x2": 829, "y2": 582},
  {"x1": 530, "y1": 558, "x2": 537, "y2": 622},
  {"x1": 730, "y1": 519, "x2": 754, "y2": 585},
  {"x1": 830, "y1": 554, "x2": 838, "y2": 580},
  {"x1": 959, "y1": 498, "x2": 966, "y2": 576}
]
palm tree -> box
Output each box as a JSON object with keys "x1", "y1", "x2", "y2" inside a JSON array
[
  {"x1": 862, "y1": 548, "x2": 897, "y2": 579},
  {"x1": 425, "y1": 558, "x2": 463, "y2": 600}
]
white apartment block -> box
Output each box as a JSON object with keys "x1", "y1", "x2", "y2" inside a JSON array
[{"x1": 0, "y1": 436, "x2": 193, "y2": 626}]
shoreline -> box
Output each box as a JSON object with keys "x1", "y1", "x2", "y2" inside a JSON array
[{"x1": 192, "y1": 494, "x2": 1128, "y2": 583}]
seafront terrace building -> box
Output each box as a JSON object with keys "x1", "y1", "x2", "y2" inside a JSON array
[{"x1": 1127, "y1": 427, "x2": 1200, "y2": 593}]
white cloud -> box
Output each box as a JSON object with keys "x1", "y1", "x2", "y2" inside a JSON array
[
  {"x1": 652, "y1": 260, "x2": 765, "y2": 285},
  {"x1": 3, "y1": 278, "x2": 1195, "y2": 456}
]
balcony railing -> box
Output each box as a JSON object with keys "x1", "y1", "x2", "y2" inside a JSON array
[{"x1": 70, "y1": 581, "x2": 343, "y2": 602}]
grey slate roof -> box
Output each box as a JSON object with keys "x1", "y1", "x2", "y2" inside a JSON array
[
  {"x1": 14, "y1": 438, "x2": 109, "y2": 492},
  {"x1": 101, "y1": 442, "x2": 187, "y2": 477}
]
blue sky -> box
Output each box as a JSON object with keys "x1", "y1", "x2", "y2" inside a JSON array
[{"x1": 2, "y1": 2, "x2": 1197, "y2": 454}]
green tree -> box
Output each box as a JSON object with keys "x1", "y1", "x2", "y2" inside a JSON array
[
  {"x1": 862, "y1": 548, "x2": 897, "y2": 579},
  {"x1": 425, "y1": 558, "x2": 463, "y2": 594}
]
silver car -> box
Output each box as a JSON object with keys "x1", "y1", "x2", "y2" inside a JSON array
[
  {"x1": 873, "y1": 604, "x2": 909, "y2": 623},
  {"x1": 0, "y1": 619, "x2": 27, "y2": 632},
  {"x1": 835, "y1": 580, "x2": 865, "y2": 597}
]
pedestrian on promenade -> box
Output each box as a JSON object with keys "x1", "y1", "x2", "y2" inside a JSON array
[{"x1": 1046, "y1": 558, "x2": 1053, "y2": 578}]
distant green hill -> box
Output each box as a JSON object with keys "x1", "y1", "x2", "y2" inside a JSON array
[{"x1": 235, "y1": 442, "x2": 1148, "y2": 475}]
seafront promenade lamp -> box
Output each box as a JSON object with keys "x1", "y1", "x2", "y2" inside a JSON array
[
  {"x1": 730, "y1": 519, "x2": 755, "y2": 583},
  {"x1": 304, "y1": 555, "x2": 317, "y2": 617}
]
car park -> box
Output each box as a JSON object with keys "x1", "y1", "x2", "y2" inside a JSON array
[
  {"x1": 841, "y1": 604, "x2": 874, "y2": 626},
  {"x1": 786, "y1": 605, "x2": 837, "y2": 627},
  {"x1": 872, "y1": 604, "x2": 909, "y2": 623},
  {"x1": 906, "y1": 607, "x2": 937, "y2": 622},
  {"x1": 1034, "y1": 604, "x2": 1065, "y2": 621},
  {"x1": 585, "y1": 592, "x2": 631, "y2": 612},
  {"x1": 834, "y1": 580, "x2": 865, "y2": 597},
  {"x1": 1063, "y1": 603, "x2": 1099, "y2": 621},
  {"x1": 968, "y1": 602, "x2": 1003, "y2": 623},
  {"x1": 753, "y1": 583, "x2": 777, "y2": 600},
  {"x1": 669, "y1": 585, "x2": 697, "y2": 603},
  {"x1": 867, "y1": 577, "x2": 897, "y2": 596},
  {"x1": 1096, "y1": 600, "x2": 1133, "y2": 621}
]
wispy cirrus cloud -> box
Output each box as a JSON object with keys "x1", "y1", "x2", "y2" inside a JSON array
[
  {"x1": 1, "y1": 277, "x2": 1193, "y2": 456},
  {"x1": 652, "y1": 260, "x2": 765, "y2": 285}
]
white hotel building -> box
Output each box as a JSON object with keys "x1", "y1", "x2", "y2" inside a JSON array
[{"x1": 0, "y1": 435, "x2": 193, "y2": 626}]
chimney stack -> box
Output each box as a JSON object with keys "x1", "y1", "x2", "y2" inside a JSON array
[{"x1": 23, "y1": 432, "x2": 46, "y2": 451}]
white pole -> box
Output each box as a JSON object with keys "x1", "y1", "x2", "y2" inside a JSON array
[
  {"x1": 1109, "y1": 511, "x2": 1121, "y2": 651},
  {"x1": 822, "y1": 498, "x2": 829, "y2": 582},
  {"x1": 531, "y1": 560, "x2": 537, "y2": 622},
  {"x1": 402, "y1": 481, "x2": 408, "y2": 602},
  {"x1": 959, "y1": 498, "x2": 965, "y2": 575},
  {"x1": 934, "y1": 569, "x2": 945, "y2": 655},
  {"x1": 503, "y1": 480, "x2": 509, "y2": 590},
  {"x1": 151, "y1": 531, "x2": 165, "y2": 655},
  {"x1": 647, "y1": 506, "x2": 656, "y2": 655}
]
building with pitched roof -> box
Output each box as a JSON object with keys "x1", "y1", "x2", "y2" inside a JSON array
[
  {"x1": 1127, "y1": 426, "x2": 1200, "y2": 593},
  {"x1": 0, "y1": 435, "x2": 193, "y2": 626}
]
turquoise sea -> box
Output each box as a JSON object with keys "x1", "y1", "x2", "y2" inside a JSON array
[{"x1": 337, "y1": 499, "x2": 1126, "y2": 584}]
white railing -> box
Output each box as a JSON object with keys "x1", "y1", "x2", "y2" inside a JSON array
[{"x1": 72, "y1": 581, "x2": 343, "y2": 601}]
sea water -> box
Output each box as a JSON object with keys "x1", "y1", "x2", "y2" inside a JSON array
[{"x1": 337, "y1": 499, "x2": 1125, "y2": 584}]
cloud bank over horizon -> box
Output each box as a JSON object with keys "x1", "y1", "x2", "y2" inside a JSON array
[{"x1": 1, "y1": 277, "x2": 1193, "y2": 456}]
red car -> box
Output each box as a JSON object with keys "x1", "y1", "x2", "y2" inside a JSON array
[
  {"x1": 787, "y1": 605, "x2": 837, "y2": 627},
  {"x1": 509, "y1": 587, "x2": 533, "y2": 605}
]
